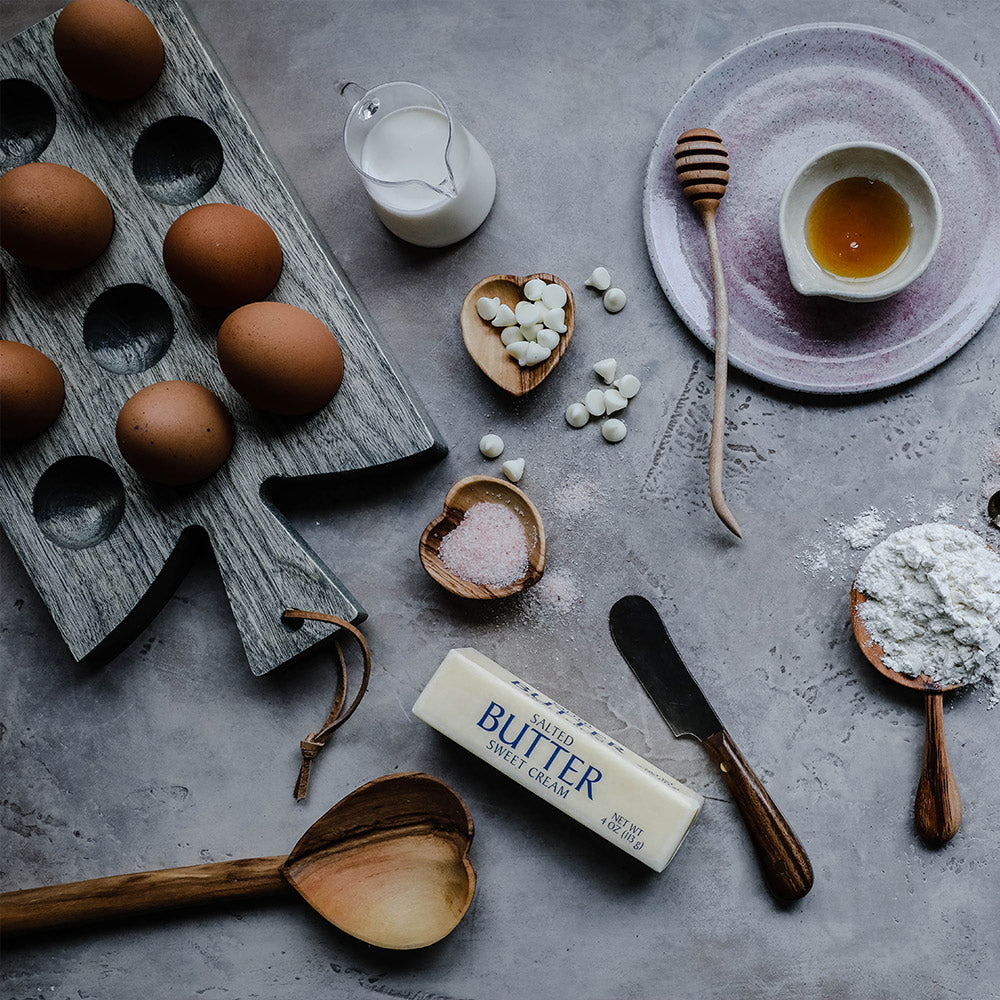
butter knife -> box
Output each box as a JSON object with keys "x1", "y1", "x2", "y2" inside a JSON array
[{"x1": 609, "y1": 595, "x2": 814, "y2": 901}]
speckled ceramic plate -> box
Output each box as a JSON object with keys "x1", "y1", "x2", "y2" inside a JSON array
[{"x1": 644, "y1": 24, "x2": 1000, "y2": 394}]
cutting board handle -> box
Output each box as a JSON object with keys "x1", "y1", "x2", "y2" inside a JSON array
[
  {"x1": 206, "y1": 489, "x2": 364, "y2": 676},
  {"x1": 703, "y1": 729, "x2": 814, "y2": 901}
]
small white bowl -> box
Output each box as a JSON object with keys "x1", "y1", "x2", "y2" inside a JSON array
[{"x1": 778, "y1": 142, "x2": 941, "y2": 301}]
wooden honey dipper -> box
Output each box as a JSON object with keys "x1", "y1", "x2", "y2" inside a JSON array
[{"x1": 674, "y1": 127, "x2": 741, "y2": 538}]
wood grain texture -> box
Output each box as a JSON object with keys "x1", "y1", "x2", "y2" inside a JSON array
[
  {"x1": 850, "y1": 588, "x2": 963, "y2": 846},
  {"x1": 0, "y1": 856, "x2": 289, "y2": 938},
  {"x1": 0, "y1": 0, "x2": 445, "y2": 675},
  {"x1": 419, "y1": 475, "x2": 546, "y2": 599},
  {"x1": 282, "y1": 772, "x2": 476, "y2": 950},
  {"x1": 673, "y1": 129, "x2": 740, "y2": 538},
  {"x1": 914, "y1": 692, "x2": 963, "y2": 846},
  {"x1": 460, "y1": 273, "x2": 574, "y2": 395},
  {"x1": 0, "y1": 772, "x2": 474, "y2": 948},
  {"x1": 702, "y1": 728, "x2": 814, "y2": 901}
]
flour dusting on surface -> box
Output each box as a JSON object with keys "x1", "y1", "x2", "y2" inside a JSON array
[
  {"x1": 796, "y1": 500, "x2": 967, "y2": 584},
  {"x1": 841, "y1": 508, "x2": 887, "y2": 549}
]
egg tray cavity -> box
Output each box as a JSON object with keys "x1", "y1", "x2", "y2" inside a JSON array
[{"x1": 0, "y1": 0, "x2": 445, "y2": 676}]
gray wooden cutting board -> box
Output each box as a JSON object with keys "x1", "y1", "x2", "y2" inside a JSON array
[{"x1": 0, "y1": 0, "x2": 445, "y2": 675}]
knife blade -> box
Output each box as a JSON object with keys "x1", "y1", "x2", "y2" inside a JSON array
[{"x1": 609, "y1": 595, "x2": 814, "y2": 901}]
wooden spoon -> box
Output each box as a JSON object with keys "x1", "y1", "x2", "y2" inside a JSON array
[
  {"x1": 460, "y1": 273, "x2": 574, "y2": 395},
  {"x1": 419, "y1": 475, "x2": 545, "y2": 599},
  {"x1": 0, "y1": 772, "x2": 476, "y2": 949},
  {"x1": 849, "y1": 588, "x2": 963, "y2": 846},
  {"x1": 674, "y1": 128, "x2": 741, "y2": 538}
]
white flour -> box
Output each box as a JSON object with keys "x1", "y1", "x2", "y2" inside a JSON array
[
  {"x1": 855, "y1": 523, "x2": 1000, "y2": 706},
  {"x1": 841, "y1": 507, "x2": 887, "y2": 549}
]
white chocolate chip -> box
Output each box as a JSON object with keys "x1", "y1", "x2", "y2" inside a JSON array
[
  {"x1": 523, "y1": 278, "x2": 546, "y2": 301},
  {"x1": 479, "y1": 433, "x2": 504, "y2": 458},
  {"x1": 500, "y1": 326, "x2": 525, "y2": 346},
  {"x1": 604, "y1": 388, "x2": 627, "y2": 414},
  {"x1": 585, "y1": 266, "x2": 611, "y2": 291},
  {"x1": 603, "y1": 287, "x2": 626, "y2": 313},
  {"x1": 593, "y1": 358, "x2": 618, "y2": 384},
  {"x1": 602, "y1": 418, "x2": 627, "y2": 443},
  {"x1": 585, "y1": 388, "x2": 607, "y2": 416},
  {"x1": 506, "y1": 341, "x2": 531, "y2": 363},
  {"x1": 615, "y1": 373, "x2": 641, "y2": 398},
  {"x1": 476, "y1": 296, "x2": 500, "y2": 321},
  {"x1": 565, "y1": 402, "x2": 589, "y2": 428},
  {"x1": 541, "y1": 307, "x2": 567, "y2": 333},
  {"x1": 515, "y1": 300, "x2": 542, "y2": 326},
  {"x1": 492, "y1": 303, "x2": 518, "y2": 327},
  {"x1": 502, "y1": 457, "x2": 525, "y2": 483},
  {"x1": 541, "y1": 282, "x2": 567, "y2": 310},
  {"x1": 523, "y1": 342, "x2": 551, "y2": 366},
  {"x1": 519, "y1": 322, "x2": 541, "y2": 342},
  {"x1": 536, "y1": 328, "x2": 560, "y2": 350}
]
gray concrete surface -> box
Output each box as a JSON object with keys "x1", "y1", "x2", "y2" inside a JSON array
[{"x1": 2, "y1": 2, "x2": 998, "y2": 998}]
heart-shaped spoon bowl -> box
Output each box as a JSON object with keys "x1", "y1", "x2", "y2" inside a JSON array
[
  {"x1": 283, "y1": 772, "x2": 476, "y2": 950},
  {"x1": 460, "y1": 273, "x2": 574, "y2": 395},
  {"x1": 0, "y1": 772, "x2": 475, "y2": 950},
  {"x1": 419, "y1": 475, "x2": 546, "y2": 599}
]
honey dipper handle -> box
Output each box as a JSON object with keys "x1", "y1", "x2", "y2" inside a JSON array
[
  {"x1": 914, "y1": 692, "x2": 962, "y2": 846},
  {"x1": 0, "y1": 856, "x2": 289, "y2": 939},
  {"x1": 674, "y1": 128, "x2": 740, "y2": 538},
  {"x1": 701, "y1": 207, "x2": 741, "y2": 538}
]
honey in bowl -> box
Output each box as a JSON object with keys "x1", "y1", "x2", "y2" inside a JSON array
[{"x1": 804, "y1": 176, "x2": 912, "y2": 279}]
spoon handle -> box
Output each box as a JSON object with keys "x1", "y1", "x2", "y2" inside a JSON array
[
  {"x1": 0, "y1": 855, "x2": 288, "y2": 939},
  {"x1": 703, "y1": 729, "x2": 813, "y2": 900},
  {"x1": 914, "y1": 692, "x2": 962, "y2": 846}
]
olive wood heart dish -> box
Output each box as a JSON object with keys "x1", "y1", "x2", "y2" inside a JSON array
[
  {"x1": 460, "y1": 273, "x2": 574, "y2": 395},
  {"x1": 419, "y1": 475, "x2": 546, "y2": 599},
  {"x1": 0, "y1": 772, "x2": 476, "y2": 950}
]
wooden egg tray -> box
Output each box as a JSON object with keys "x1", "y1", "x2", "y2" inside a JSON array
[{"x1": 0, "y1": 0, "x2": 445, "y2": 675}]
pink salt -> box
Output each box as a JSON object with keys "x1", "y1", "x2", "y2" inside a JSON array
[{"x1": 438, "y1": 501, "x2": 532, "y2": 587}]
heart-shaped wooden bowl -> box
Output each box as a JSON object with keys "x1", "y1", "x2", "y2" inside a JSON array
[
  {"x1": 0, "y1": 772, "x2": 475, "y2": 950},
  {"x1": 419, "y1": 475, "x2": 546, "y2": 598},
  {"x1": 282, "y1": 772, "x2": 476, "y2": 949},
  {"x1": 460, "y1": 273, "x2": 574, "y2": 395}
]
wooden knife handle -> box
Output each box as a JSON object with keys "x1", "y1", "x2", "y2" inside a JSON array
[
  {"x1": 0, "y1": 855, "x2": 288, "y2": 939},
  {"x1": 703, "y1": 729, "x2": 814, "y2": 901}
]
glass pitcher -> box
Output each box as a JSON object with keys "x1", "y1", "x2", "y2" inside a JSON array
[{"x1": 343, "y1": 82, "x2": 496, "y2": 248}]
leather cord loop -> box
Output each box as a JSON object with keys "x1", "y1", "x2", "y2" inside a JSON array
[{"x1": 281, "y1": 610, "x2": 372, "y2": 802}]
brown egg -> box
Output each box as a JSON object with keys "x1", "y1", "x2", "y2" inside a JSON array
[
  {"x1": 0, "y1": 340, "x2": 65, "y2": 441},
  {"x1": 0, "y1": 162, "x2": 114, "y2": 271},
  {"x1": 162, "y1": 203, "x2": 283, "y2": 310},
  {"x1": 217, "y1": 301, "x2": 345, "y2": 415},
  {"x1": 53, "y1": 0, "x2": 164, "y2": 101},
  {"x1": 115, "y1": 380, "x2": 234, "y2": 485}
]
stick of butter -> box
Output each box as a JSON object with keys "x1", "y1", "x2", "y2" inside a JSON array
[{"x1": 413, "y1": 648, "x2": 703, "y2": 872}]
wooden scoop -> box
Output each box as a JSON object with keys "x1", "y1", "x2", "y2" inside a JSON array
[
  {"x1": 419, "y1": 475, "x2": 546, "y2": 599},
  {"x1": 0, "y1": 772, "x2": 476, "y2": 950},
  {"x1": 674, "y1": 128, "x2": 741, "y2": 538},
  {"x1": 460, "y1": 273, "x2": 574, "y2": 396},
  {"x1": 849, "y1": 589, "x2": 963, "y2": 846}
]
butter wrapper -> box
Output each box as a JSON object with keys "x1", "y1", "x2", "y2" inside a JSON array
[{"x1": 413, "y1": 647, "x2": 702, "y2": 872}]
